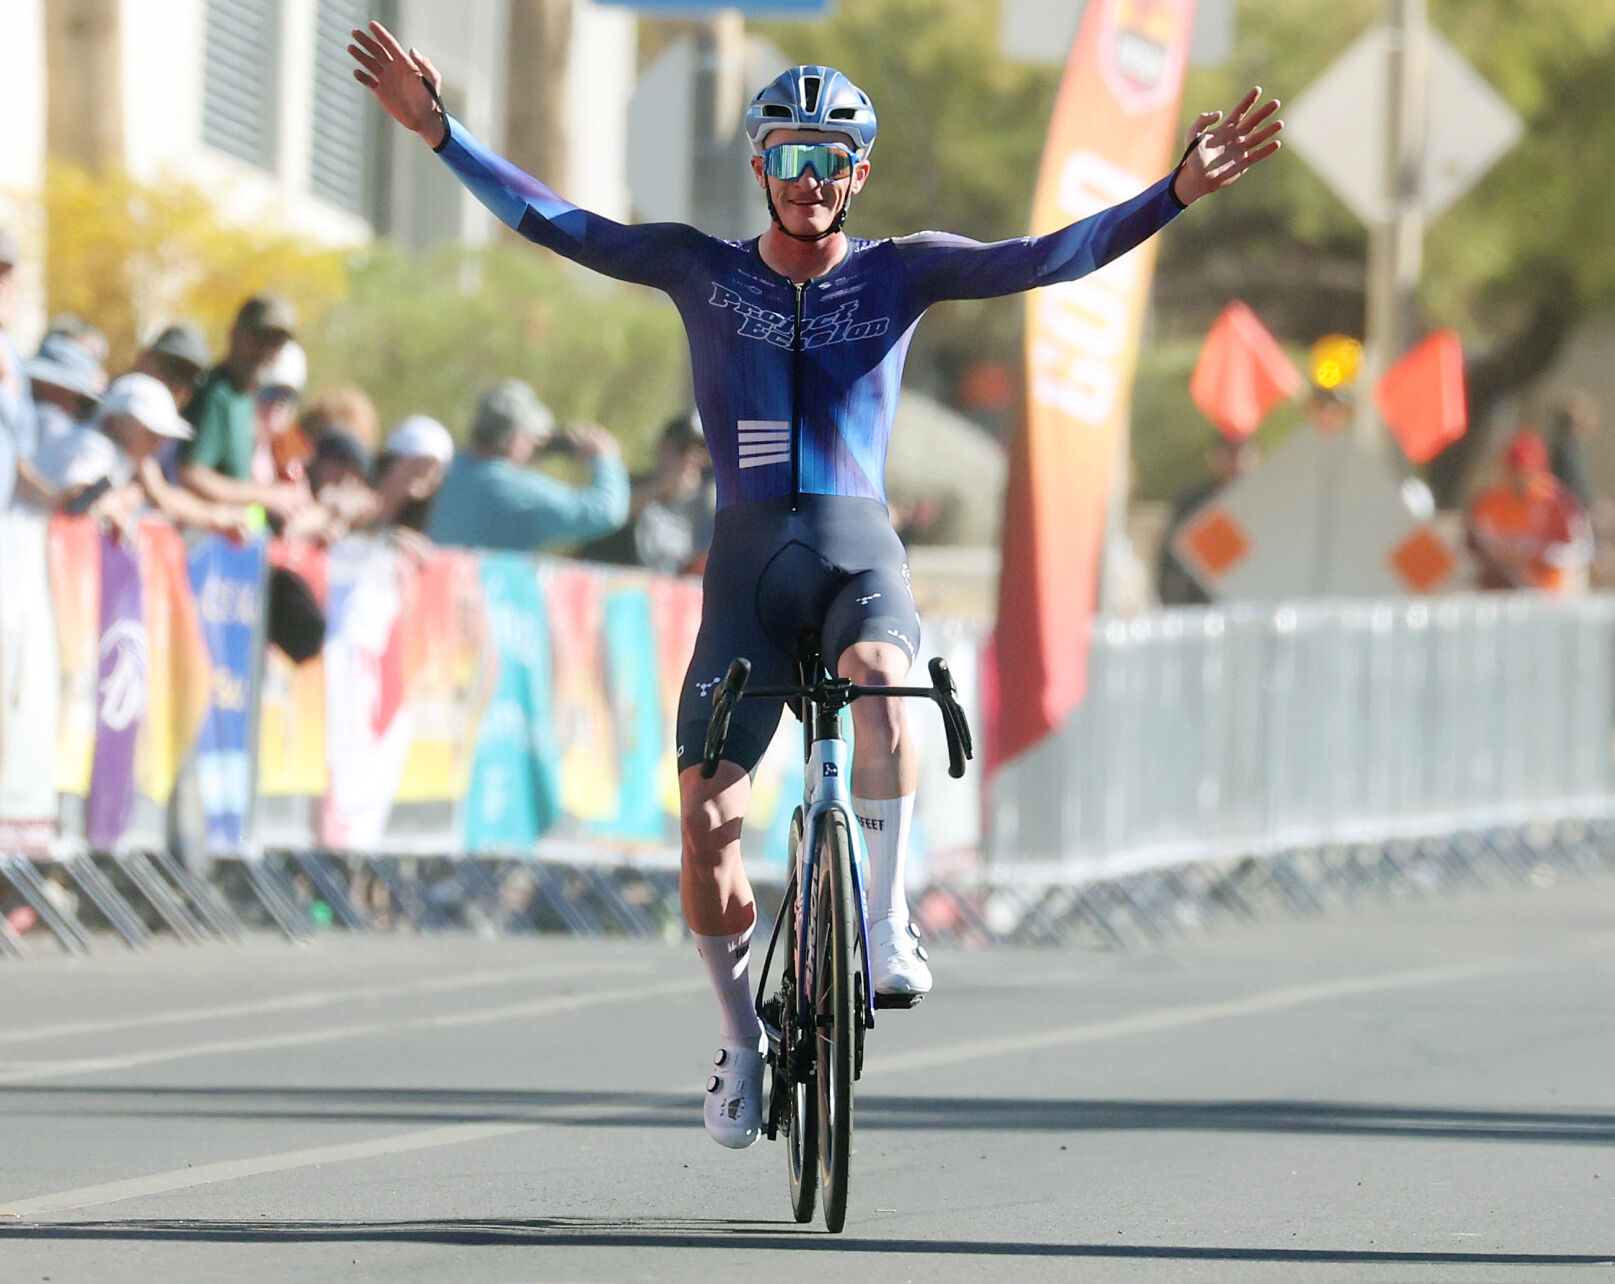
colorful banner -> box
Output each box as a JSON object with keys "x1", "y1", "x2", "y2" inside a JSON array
[
  {"x1": 134, "y1": 522, "x2": 213, "y2": 816},
  {"x1": 466, "y1": 554, "x2": 560, "y2": 852},
  {"x1": 190, "y1": 535, "x2": 267, "y2": 854},
  {"x1": 384, "y1": 549, "x2": 492, "y2": 852},
  {"x1": 647, "y1": 576, "x2": 703, "y2": 818},
  {"x1": 48, "y1": 517, "x2": 101, "y2": 805},
  {"x1": 0, "y1": 514, "x2": 61, "y2": 848},
  {"x1": 592, "y1": 582, "x2": 667, "y2": 843},
  {"x1": 547, "y1": 566, "x2": 621, "y2": 825},
  {"x1": 993, "y1": 0, "x2": 1198, "y2": 767},
  {"x1": 319, "y1": 538, "x2": 410, "y2": 852},
  {"x1": 86, "y1": 534, "x2": 145, "y2": 849},
  {"x1": 255, "y1": 541, "x2": 328, "y2": 852}
]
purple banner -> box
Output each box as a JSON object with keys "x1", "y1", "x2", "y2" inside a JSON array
[{"x1": 86, "y1": 536, "x2": 146, "y2": 849}]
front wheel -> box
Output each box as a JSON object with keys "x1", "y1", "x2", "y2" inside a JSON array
[
  {"x1": 811, "y1": 809, "x2": 858, "y2": 1233},
  {"x1": 783, "y1": 812, "x2": 817, "y2": 1223}
]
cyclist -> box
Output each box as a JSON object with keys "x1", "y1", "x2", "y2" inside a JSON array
[{"x1": 350, "y1": 22, "x2": 1281, "y2": 1149}]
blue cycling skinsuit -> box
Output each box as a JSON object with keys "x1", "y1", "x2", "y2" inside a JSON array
[{"x1": 434, "y1": 117, "x2": 1187, "y2": 771}]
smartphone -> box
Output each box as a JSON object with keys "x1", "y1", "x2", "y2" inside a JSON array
[{"x1": 64, "y1": 476, "x2": 113, "y2": 516}]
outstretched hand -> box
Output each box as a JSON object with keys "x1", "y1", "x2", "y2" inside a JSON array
[
  {"x1": 1172, "y1": 87, "x2": 1283, "y2": 206},
  {"x1": 348, "y1": 20, "x2": 448, "y2": 148}
]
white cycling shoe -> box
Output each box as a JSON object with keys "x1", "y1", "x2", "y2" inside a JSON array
[
  {"x1": 703, "y1": 1043, "x2": 765, "y2": 1149},
  {"x1": 870, "y1": 917, "x2": 932, "y2": 999}
]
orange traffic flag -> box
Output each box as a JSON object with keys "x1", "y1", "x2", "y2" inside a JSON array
[
  {"x1": 1374, "y1": 328, "x2": 1467, "y2": 464},
  {"x1": 1189, "y1": 301, "x2": 1302, "y2": 440}
]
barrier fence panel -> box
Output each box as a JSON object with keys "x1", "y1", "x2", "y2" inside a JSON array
[{"x1": 988, "y1": 595, "x2": 1615, "y2": 882}]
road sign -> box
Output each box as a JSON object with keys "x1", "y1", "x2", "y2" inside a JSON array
[
  {"x1": 1172, "y1": 424, "x2": 1458, "y2": 600},
  {"x1": 1285, "y1": 25, "x2": 1523, "y2": 225},
  {"x1": 1001, "y1": 0, "x2": 1232, "y2": 67}
]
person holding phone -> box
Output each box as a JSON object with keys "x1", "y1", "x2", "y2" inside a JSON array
[{"x1": 50, "y1": 373, "x2": 250, "y2": 539}]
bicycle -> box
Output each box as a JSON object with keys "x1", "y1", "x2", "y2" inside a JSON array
[{"x1": 700, "y1": 632, "x2": 973, "y2": 1233}]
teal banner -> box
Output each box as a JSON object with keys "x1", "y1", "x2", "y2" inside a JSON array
[{"x1": 466, "y1": 555, "x2": 560, "y2": 852}]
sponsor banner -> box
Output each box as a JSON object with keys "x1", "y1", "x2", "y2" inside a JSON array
[
  {"x1": 0, "y1": 513, "x2": 61, "y2": 849},
  {"x1": 255, "y1": 541, "x2": 328, "y2": 849},
  {"x1": 48, "y1": 517, "x2": 101, "y2": 808},
  {"x1": 994, "y1": 0, "x2": 1197, "y2": 766},
  {"x1": 466, "y1": 554, "x2": 560, "y2": 853},
  {"x1": 384, "y1": 549, "x2": 492, "y2": 853},
  {"x1": 546, "y1": 566, "x2": 621, "y2": 826},
  {"x1": 134, "y1": 522, "x2": 213, "y2": 831},
  {"x1": 592, "y1": 580, "x2": 667, "y2": 843},
  {"x1": 189, "y1": 535, "x2": 267, "y2": 854},
  {"x1": 86, "y1": 533, "x2": 146, "y2": 850},
  {"x1": 319, "y1": 538, "x2": 411, "y2": 852},
  {"x1": 646, "y1": 576, "x2": 703, "y2": 818}
]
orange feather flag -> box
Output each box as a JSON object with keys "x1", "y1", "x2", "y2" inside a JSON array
[{"x1": 1189, "y1": 301, "x2": 1302, "y2": 440}]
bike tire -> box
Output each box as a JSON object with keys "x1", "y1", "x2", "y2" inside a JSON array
[
  {"x1": 812, "y1": 809, "x2": 858, "y2": 1233},
  {"x1": 784, "y1": 812, "x2": 818, "y2": 1223}
]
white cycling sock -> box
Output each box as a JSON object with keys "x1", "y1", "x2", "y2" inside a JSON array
[
  {"x1": 694, "y1": 925, "x2": 763, "y2": 1046},
  {"x1": 853, "y1": 794, "x2": 915, "y2": 926}
]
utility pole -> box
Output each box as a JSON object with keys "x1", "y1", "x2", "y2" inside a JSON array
[
  {"x1": 689, "y1": 11, "x2": 750, "y2": 236},
  {"x1": 45, "y1": 0, "x2": 124, "y2": 172},
  {"x1": 505, "y1": 0, "x2": 573, "y2": 200},
  {"x1": 1359, "y1": 0, "x2": 1427, "y2": 446}
]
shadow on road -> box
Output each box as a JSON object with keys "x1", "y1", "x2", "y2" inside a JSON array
[
  {"x1": 3, "y1": 1085, "x2": 1615, "y2": 1145},
  {"x1": 0, "y1": 1217, "x2": 1609, "y2": 1266}
]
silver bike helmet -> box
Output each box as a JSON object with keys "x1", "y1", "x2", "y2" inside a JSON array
[{"x1": 745, "y1": 65, "x2": 878, "y2": 157}]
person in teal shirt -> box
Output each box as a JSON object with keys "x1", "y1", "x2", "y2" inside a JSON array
[{"x1": 428, "y1": 378, "x2": 628, "y2": 552}]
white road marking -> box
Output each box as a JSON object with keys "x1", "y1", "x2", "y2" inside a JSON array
[
  {"x1": 865, "y1": 958, "x2": 1537, "y2": 1078},
  {"x1": 0, "y1": 961, "x2": 657, "y2": 1047},
  {"x1": 0, "y1": 977, "x2": 705, "y2": 1085}
]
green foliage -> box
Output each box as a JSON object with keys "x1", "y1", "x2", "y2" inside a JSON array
[{"x1": 310, "y1": 241, "x2": 692, "y2": 470}]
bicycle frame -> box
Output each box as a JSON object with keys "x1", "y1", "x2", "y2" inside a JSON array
[{"x1": 793, "y1": 698, "x2": 875, "y2": 1042}]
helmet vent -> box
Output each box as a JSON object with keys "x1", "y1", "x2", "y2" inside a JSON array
[
  {"x1": 762, "y1": 104, "x2": 792, "y2": 118},
  {"x1": 802, "y1": 75, "x2": 822, "y2": 113},
  {"x1": 828, "y1": 107, "x2": 858, "y2": 120}
]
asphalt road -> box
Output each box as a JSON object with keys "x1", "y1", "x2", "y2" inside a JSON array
[{"x1": 3, "y1": 871, "x2": 1615, "y2": 1283}]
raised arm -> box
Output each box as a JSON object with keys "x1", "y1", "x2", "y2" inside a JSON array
[
  {"x1": 349, "y1": 20, "x2": 700, "y2": 290},
  {"x1": 899, "y1": 86, "x2": 1282, "y2": 305}
]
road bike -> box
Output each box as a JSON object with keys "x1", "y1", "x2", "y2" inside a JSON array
[{"x1": 701, "y1": 632, "x2": 972, "y2": 1232}]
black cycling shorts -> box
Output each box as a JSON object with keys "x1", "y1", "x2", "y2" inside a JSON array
[{"x1": 676, "y1": 494, "x2": 921, "y2": 774}]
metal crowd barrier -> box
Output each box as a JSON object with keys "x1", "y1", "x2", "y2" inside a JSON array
[{"x1": 980, "y1": 594, "x2": 1615, "y2": 943}]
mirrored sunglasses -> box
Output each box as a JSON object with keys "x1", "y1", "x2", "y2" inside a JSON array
[{"x1": 763, "y1": 142, "x2": 857, "y2": 182}]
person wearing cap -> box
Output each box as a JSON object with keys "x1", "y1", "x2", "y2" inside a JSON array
[
  {"x1": 15, "y1": 329, "x2": 112, "y2": 511},
  {"x1": 136, "y1": 323, "x2": 211, "y2": 414},
  {"x1": 374, "y1": 414, "x2": 454, "y2": 533},
  {"x1": 1465, "y1": 428, "x2": 1592, "y2": 594},
  {"x1": 583, "y1": 412, "x2": 715, "y2": 575},
  {"x1": 177, "y1": 292, "x2": 310, "y2": 522},
  {"x1": 49, "y1": 372, "x2": 250, "y2": 538},
  {"x1": 427, "y1": 379, "x2": 627, "y2": 553}
]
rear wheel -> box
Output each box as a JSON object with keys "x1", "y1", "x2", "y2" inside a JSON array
[{"x1": 812, "y1": 810, "x2": 858, "y2": 1233}]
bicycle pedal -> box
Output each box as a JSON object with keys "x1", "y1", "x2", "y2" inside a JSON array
[{"x1": 873, "y1": 991, "x2": 924, "y2": 1010}]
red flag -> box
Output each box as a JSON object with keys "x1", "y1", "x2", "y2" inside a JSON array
[
  {"x1": 991, "y1": 0, "x2": 1198, "y2": 770},
  {"x1": 1374, "y1": 328, "x2": 1467, "y2": 464},
  {"x1": 1190, "y1": 301, "x2": 1301, "y2": 440}
]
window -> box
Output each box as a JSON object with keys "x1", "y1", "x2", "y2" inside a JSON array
[
  {"x1": 202, "y1": 0, "x2": 282, "y2": 170},
  {"x1": 311, "y1": 0, "x2": 388, "y2": 216}
]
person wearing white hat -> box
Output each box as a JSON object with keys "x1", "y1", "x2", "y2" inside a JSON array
[
  {"x1": 48, "y1": 373, "x2": 250, "y2": 537},
  {"x1": 374, "y1": 414, "x2": 456, "y2": 534}
]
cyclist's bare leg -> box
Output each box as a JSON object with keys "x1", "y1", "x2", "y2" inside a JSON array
[
  {"x1": 838, "y1": 640, "x2": 918, "y2": 799},
  {"x1": 839, "y1": 639, "x2": 929, "y2": 995},
  {"x1": 679, "y1": 760, "x2": 755, "y2": 935}
]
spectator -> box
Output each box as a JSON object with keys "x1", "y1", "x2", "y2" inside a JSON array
[
  {"x1": 1156, "y1": 433, "x2": 1259, "y2": 606},
  {"x1": 135, "y1": 323, "x2": 211, "y2": 414},
  {"x1": 43, "y1": 314, "x2": 110, "y2": 367},
  {"x1": 256, "y1": 339, "x2": 313, "y2": 483},
  {"x1": 428, "y1": 379, "x2": 628, "y2": 552},
  {"x1": 1547, "y1": 391, "x2": 1600, "y2": 512},
  {"x1": 298, "y1": 383, "x2": 381, "y2": 455},
  {"x1": 51, "y1": 373, "x2": 249, "y2": 537},
  {"x1": 583, "y1": 412, "x2": 715, "y2": 574},
  {"x1": 375, "y1": 414, "x2": 455, "y2": 533},
  {"x1": 177, "y1": 292, "x2": 309, "y2": 522},
  {"x1": 1465, "y1": 428, "x2": 1592, "y2": 594},
  {"x1": 25, "y1": 332, "x2": 107, "y2": 498}
]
